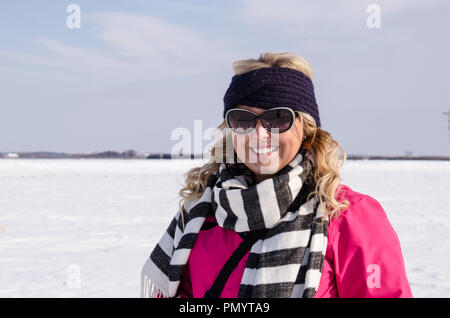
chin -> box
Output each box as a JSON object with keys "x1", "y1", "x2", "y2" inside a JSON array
[{"x1": 248, "y1": 160, "x2": 281, "y2": 175}]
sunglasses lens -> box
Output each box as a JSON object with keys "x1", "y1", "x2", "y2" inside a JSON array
[
  {"x1": 260, "y1": 108, "x2": 294, "y2": 132},
  {"x1": 227, "y1": 110, "x2": 255, "y2": 133}
]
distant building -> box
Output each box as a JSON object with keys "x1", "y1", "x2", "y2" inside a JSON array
[{"x1": 7, "y1": 153, "x2": 19, "y2": 158}]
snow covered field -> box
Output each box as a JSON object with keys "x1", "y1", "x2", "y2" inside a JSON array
[{"x1": 0, "y1": 158, "x2": 449, "y2": 298}]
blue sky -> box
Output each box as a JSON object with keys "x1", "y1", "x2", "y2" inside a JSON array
[{"x1": 1, "y1": 0, "x2": 449, "y2": 156}]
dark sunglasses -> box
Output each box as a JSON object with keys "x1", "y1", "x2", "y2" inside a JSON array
[{"x1": 225, "y1": 107, "x2": 298, "y2": 134}]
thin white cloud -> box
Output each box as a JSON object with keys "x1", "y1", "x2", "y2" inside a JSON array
[
  {"x1": 235, "y1": 0, "x2": 447, "y2": 33},
  {"x1": 88, "y1": 12, "x2": 228, "y2": 69},
  {"x1": 1, "y1": 11, "x2": 237, "y2": 82}
]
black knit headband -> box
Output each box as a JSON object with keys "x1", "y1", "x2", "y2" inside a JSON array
[{"x1": 223, "y1": 67, "x2": 321, "y2": 128}]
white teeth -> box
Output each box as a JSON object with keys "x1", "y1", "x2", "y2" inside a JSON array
[{"x1": 250, "y1": 146, "x2": 279, "y2": 154}]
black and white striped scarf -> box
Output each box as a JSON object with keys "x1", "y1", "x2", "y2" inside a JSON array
[{"x1": 141, "y1": 149, "x2": 329, "y2": 298}]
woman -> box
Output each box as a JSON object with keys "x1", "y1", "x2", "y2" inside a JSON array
[{"x1": 141, "y1": 52, "x2": 413, "y2": 298}]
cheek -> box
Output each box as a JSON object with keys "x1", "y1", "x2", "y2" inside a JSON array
[{"x1": 278, "y1": 132, "x2": 302, "y2": 158}]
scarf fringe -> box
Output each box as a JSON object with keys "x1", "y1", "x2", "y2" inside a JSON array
[{"x1": 141, "y1": 268, "x2": 169, "y2": 298}]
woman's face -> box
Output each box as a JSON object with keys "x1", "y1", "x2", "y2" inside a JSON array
[{"x1": 231, "y1": 105, "x2": 304, "y2": 182}]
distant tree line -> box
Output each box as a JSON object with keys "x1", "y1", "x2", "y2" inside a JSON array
[
  {"x1": 0, "y1": 151, "x2": 448, "y2": 160},
  {"x1": 0, "y1": 150, "x2": 143, "y2": 159}
]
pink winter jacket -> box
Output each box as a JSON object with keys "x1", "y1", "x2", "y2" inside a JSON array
[{"x1": 179, "y1": 184, "x2": 413, "y2": 298}]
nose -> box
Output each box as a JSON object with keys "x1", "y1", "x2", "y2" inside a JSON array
[
  {"x1": 254, "y1": 119, "x2": 270, "y2": 137},
  {"x1": 249, "y1": 119, "x2": 270, "y2": 149}
]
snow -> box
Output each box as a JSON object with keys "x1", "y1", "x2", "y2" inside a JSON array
[{"x1": 0, "y1": 158, "x2": 449, "y2": 297}]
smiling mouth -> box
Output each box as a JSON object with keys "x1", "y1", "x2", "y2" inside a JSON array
[{"x1": 249, "y1": 146, "x2": 280, "y2": 155}]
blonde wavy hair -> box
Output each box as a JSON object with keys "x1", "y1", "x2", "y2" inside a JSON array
[{"x1": 179, "y1": 52, "x2": 350, "y2": 221}]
